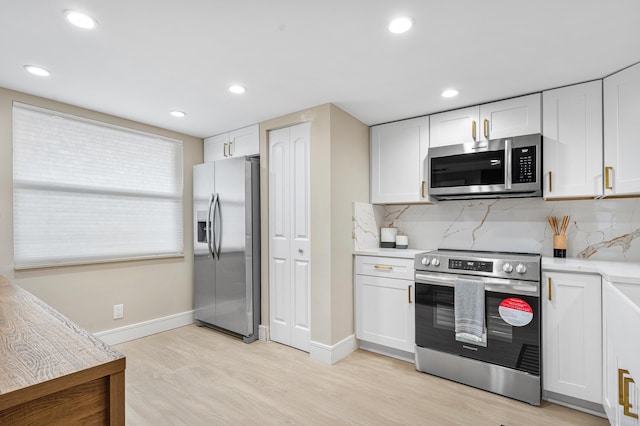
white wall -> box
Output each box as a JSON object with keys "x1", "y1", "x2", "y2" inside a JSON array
[{"x1": 0, "y1": 87, "x2": 203, "y2": 333}]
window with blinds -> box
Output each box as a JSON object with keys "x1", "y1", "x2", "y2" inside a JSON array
[{"x1": 12, "y1": 103, "x2": 184, "y2": 269}]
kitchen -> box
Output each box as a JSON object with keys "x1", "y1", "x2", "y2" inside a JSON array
[{"x1": 1, "y1": 1, "x2": 639, "y2": 424}]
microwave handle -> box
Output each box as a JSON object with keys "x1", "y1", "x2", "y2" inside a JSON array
[{"x1": 504, "y1": 138, "x2": 512, "y2": 190}]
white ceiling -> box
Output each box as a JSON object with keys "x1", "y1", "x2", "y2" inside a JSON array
[{"x1": 1, "y1": 0, "x2": 639, "y2": 139}]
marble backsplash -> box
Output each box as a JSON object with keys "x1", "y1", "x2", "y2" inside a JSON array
[{"x1": 353, "y1": 198, "x2": 640, "y2": 262}]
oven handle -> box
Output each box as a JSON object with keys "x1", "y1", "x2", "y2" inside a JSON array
[{"x1": 414, "y1": 273, "x2": 539, "y2": 297}]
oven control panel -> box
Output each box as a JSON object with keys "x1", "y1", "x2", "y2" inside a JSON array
[
  {"x1": 415, "y1": 250, "x2": 541, "y2": 282},
  {"x1": 449, "y1": 259, "x2": 493, "y2": 273}
]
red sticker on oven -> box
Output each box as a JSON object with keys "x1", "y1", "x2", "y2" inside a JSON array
[{"x1": 498, "y1": 298, "x2": 533, "y2": 327}]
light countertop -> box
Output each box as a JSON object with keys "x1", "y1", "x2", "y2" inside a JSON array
[
  {"x1": 542, "y1": 257, "x2": 640, "y2": 284},
  {"x1": 354, "y1": 250, "x2": 640, "y2": 284},
  {"x1": 353, "y1": 248, "x2": 433, "y2": 259}
]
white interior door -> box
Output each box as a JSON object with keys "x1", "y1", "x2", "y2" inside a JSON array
[{"x1": 269, "y1": 122, "x2": 310, "y2": 352}]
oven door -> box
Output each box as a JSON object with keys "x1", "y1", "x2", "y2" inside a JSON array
[{"x1": 415, "y1": 272, "x2": 540, "y2": 376}]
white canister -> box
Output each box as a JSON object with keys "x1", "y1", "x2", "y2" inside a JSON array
[
  {"x1": 395, "y1": 234, "x2": 408, "y2": 249},
  {"x1": 380, "y1": 227, "x2": 398, "y2": 248}
]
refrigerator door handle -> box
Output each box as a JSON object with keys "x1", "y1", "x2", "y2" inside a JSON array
[
  {"x1": 214, "y1": 193, "x2": 222, "y2": 259},
  {"x1": 207, "y1": 193, "x2": 215, "y2": 259},
  {"x1": 211, "y1": 192, "x2": 220, "y2": 260}
]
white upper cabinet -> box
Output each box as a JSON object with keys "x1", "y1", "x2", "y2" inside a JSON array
[
  {"x1": 604, "y1": 63, "x2": 640, "y2": 197},
  {"x1": 204, "y1": 124, "x2": 259, "y2": 162},
  {"x1": 229, "y1": 124, "x2": 260, "y2": 157},
  {"x1": 429, "y1": 106, "x2": 479, "y2": 147},
  {"x1": 543, "y1": 81, "x2": 603, "y2": 199},
  {"x1": 370, "y1": 116, "x2": 429, "y2": 204},
  {"x1": 480, "y1": 93, "x2": 541, "y2": 140},
  {"x1": 429, "y1": 94, "x2": 541, "y2": 148},
  {"x1": 203, "y1": 132, "x2": 228, "y2": 162}
]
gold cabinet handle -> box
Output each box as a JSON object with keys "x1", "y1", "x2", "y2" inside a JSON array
[
  {"x1": 624, "y1": 376, "x2": 639, "y2": 419},
  {"x1": 548, "y1": 277, "x2": 552, "y2": 301},
  {"x1": 619, "y1": 369, "x2": 639, "y2": 418},
  {"x1": 618, "y1": 368, "x2": 629, "y2": 405},
  {"x1": 421, "y1": 180, "x2": 426, "y2": 198},
  {"x1": 374, "y1": 265, "x2": 392, "y2": 270},
  {"x1": 605, "y1": 166, "x2": 613, "y2": 190},
  {"x1": 408, "y1": 285, "x2": 412, "y2": 304},
  {"x1": 471, "y1": 120, "x2": 477, "y2": 140},
  {"x1": 549, "y1": 171, "x2": 553, "y2": 193},
  {"x1": 619, "y1": 369, "x2": 628, "y2": 405},
  {"x1": 483, "y1": 118, "x2": 489, "y2": 139}
]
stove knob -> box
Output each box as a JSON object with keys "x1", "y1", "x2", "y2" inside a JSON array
[
  {"x1": 421, "y1": 257, "x2": 430, "y2": 266},
  {"x1": 431, "y1": 258, "x2": 440, "y2": 267},
  {"x1": 502, "y1": 263, "x2": 513, "y2": 273},
  {"x1": 516, "y1": 264, "x2": 527, "y2": 274}
]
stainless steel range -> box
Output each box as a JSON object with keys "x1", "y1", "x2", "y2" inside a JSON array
[{"x1": 414, "y1": 249, "x2": 542, "y2": 405}]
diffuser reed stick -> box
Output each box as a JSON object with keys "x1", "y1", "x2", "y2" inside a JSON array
[{"x1": 547, "y1": 215, "x2": 570, "y2": 257}]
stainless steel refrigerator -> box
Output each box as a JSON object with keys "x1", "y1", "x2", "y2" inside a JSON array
[{"x1": 193, "y1": 156, "x2": 260, "y2": 343}]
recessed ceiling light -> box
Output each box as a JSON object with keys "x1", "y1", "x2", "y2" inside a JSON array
[
  {"x1": 24, "y1": 65, "x2": 51, "y2": 77},
  {"x1": 441, "y1": 89, "x2": 460, "y2": 98},
  {"x1": 229, "y1": 85, "x2": 246, "y2": 94},
  {"x1": 170, "y1": 110, "x2": 186, "y2": 118},
  {"x1": 64, "y1": 10, "x2": 97, "y2": 29},
  {"x1": 388, "y1": 17, "x2": 413, "y2": 34}
]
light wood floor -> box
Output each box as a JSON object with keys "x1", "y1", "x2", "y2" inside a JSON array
[{"x1": 115, "y1": 325, "x2": 608, "y2": 425}]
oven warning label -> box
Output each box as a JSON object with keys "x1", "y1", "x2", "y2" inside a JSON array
[{"x1": 498, "y1": 298, "x2": 533, "y2": 327}]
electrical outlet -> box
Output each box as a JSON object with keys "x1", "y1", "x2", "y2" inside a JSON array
[{"x1": 113, "y1": 304, "x2": 124, "y2": 319}]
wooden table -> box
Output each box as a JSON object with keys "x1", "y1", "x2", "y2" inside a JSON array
[{"x1": 0, "y1": 276, "x2": 125, "y2": 425}]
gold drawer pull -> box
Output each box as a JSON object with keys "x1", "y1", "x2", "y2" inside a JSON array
[
  {"x1": 421, "y1": 180, "x2": 426, "y2": 198},
  {"x1": 548, "y1": 277, "x2": 552, "y2": 301},
  {"x1": 549, "y1": 171, "x2": 553, "y2": 193},
  {"x1": 408, "y1": 285, "x2": 412, "y2": 304},
  {"x1": 374, "y1": 265, "x2": 392, "y2": 270},
  {"x1": 483, "y1": 118, "x2": 489, "y2": 139},
  {"x1": 471, "y1": 120, "x2": 477, "y2": 140}
]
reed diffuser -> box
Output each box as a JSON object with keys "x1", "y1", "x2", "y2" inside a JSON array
[{"x1": 547, "y1": 215, "x2": 570, "y2": 258}]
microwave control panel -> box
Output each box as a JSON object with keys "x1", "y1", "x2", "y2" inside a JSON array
[{"x1": 512, "y1": 146, "x2": 536, "y2": 183}]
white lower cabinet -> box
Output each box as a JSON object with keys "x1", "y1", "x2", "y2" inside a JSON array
[
  {"x1": 603, "y1": 279, "x2": 640, "y2": 425},
  {"x1": 354, "y1": 256, "x2": 414, "y2": 355},
  {"x1": 542, "y1": 271, "x2": 602, "y2": 405}
]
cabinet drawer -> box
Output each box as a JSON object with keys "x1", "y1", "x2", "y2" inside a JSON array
[{"x1": 355, "y1": 256, "x2": 414, "y2": 280}]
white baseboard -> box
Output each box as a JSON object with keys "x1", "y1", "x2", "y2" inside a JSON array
[
  {"x1": 357, "y1": 340, "x2": 415, "y2": 363},
  {"x1": 94, "y1": 310, "x2": 194, "y2": 346},
  {"x1": 258, "y1": 324, "x2": 269, "y2": 342},
  {"x1": 309, "y1": 334, "x2": 357, "y2": 365}
]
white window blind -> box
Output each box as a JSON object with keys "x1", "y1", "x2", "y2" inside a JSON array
[{"x1": 13, "y1": 103, "x2": 184, "y2": 269}]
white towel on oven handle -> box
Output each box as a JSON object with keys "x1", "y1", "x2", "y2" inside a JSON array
[{"x1": 454, "y1": 277, "x2": 485, "y2": 343}]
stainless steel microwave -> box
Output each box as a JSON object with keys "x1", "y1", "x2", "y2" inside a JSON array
[{"x1": 426, "y1": 134, "x2": 542, "y2": 200}]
